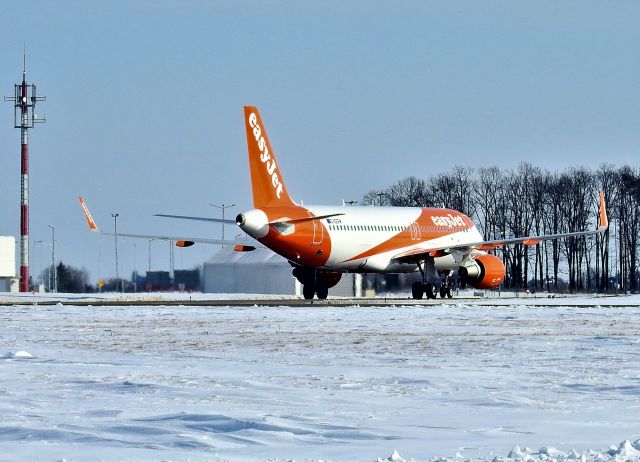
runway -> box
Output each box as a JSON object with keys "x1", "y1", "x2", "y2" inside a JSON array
[{"x1": 0, "y1": 292, "x2": 638, "y2": 307}]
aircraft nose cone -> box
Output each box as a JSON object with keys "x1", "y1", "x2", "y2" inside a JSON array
[{"x1": 237, "y1": 209, "x2": 269, "y2": 239}]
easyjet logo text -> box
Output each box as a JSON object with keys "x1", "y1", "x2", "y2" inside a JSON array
[
  {"x1": 249, "y1": 113, "x2": 283, "y2": 199},
  {"x1": 431, "y1": 214, "x2": 465, "y2": 228}
]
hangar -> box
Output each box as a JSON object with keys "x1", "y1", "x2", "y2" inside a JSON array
[{"x1": 0, "y1": 236, "x2": 18, "y2": 292}]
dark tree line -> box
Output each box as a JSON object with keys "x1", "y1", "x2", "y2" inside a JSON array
[
  {"x1": 363, "y1": 163, "x2": 640, "y2": 293},
  {"x1": 39, "y1": 262, "x2": 92, "y2": 293}
]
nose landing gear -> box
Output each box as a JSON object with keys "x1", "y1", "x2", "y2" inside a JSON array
[{"x1": 439, "y1": 274, "x2": 453, "y2": 299}]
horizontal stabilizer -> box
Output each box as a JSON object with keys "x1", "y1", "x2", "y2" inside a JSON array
[
  {"x1": 154, "y1": 213, "x2": 236, "y2": 224},
  {"x1": 268, "y1": 213, "x2": 345, "y2": 226}
]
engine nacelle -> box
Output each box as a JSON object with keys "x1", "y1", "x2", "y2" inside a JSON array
[{"x1": 458, "y1": 254, "x2": 505, "y2": 289}]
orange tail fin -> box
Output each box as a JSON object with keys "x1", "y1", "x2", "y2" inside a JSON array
[{"x1": 244, "y1": 106, "x2": 295, "y2": 208}]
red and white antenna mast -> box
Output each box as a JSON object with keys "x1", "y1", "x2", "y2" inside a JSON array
[{"x1": 5, "y1": 50, "x2": 46, "y2": 292}]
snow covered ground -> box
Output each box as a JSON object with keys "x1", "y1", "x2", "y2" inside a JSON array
[{"x1": 1, "y1": 300, "x2": 639, "y2": 461}]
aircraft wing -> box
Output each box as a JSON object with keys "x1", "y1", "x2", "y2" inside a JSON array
[
  {"x1": 79, "y1": 196, "x2": 255, "y2": 247},
  {"x1": 393, "y1": 192, "x2": 608, "y2": 261}
]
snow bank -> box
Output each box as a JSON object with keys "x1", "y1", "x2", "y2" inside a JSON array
[
  {"x1": 1, "y1": 303, "x2": 639, "y2": 461},
  {"x1": 2, "y1": 350, "x2": 34, "y2": 359},
  {"x1": 426, "y1": 440, "x2": 640, "y2": 462}
]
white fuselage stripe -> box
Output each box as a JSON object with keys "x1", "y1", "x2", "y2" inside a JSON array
[{"x1": 305, "y1": 205, "x2": 484, "y2": 273}]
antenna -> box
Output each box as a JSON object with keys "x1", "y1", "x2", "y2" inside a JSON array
[{"x1": 4, "y1": 50, "x2": 46, "y2": 292}]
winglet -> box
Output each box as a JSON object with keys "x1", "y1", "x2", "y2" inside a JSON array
[
  {"x1": 78, "y1": 196, "x2": 100, "y2": 232},
  {"x1": 598, "y1": 191, "x2": 608, "y2": 232}
]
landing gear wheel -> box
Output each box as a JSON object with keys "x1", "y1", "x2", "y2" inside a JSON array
[
  {"x1": 446, "y1": 286, "x2": 453, "y2": 298},
  {"x1": 440, "y1": 285, "x2": 447, "y2": 298},
  {"x1": 425, "y1": 283, "x2": 438, "y2": 299},
  {"x1": 303, "y1": 284, "x2": 315, "y2": 300},
  {"x1": 412, "y1": 282, "x2": 424, "y2": 300},
  {"x1": 316, "y1": 285, "x2": 329, "y2": 300}
]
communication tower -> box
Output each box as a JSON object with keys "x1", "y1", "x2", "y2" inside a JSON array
[{"x1": 4, "y1": 53, "x2": 46, "y2": 292}]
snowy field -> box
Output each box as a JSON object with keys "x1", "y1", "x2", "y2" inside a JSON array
[{"x1": 1, "y1": 299, "x2": 640, "y2": 461}]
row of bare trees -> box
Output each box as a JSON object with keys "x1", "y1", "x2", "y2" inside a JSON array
[{"x1": 363, "y1": 163, "x2": 640, "y2": 293}]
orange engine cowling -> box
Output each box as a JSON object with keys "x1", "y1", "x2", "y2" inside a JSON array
[{"x1": 458, "y1": 254, "x2": 505, "y2": 289}]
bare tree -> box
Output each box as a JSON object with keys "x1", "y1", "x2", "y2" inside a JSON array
[
  {"x1": 363, "y1": 163, "x2": 638, "y2": 294},
  {"x1": 387, "y1": 177, "x2": 430, "y2": 207}
]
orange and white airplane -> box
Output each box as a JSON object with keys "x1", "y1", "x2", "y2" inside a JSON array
[{"x1": 80, "y1": 106, "x2": 609, "y2": 299}]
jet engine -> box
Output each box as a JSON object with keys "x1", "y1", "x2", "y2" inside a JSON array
[{"x1": 458, "y1": 254, "x2": 505, "y2": 289}]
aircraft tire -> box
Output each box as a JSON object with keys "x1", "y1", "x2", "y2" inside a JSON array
[
  {"x1": 316, "y1": 285, "x2": 329, "y2": 300},
  {"x1": 411, "y1": 282, "x2": 424, "y2": 300},
  {"x1": 303, "y1": 284, "x2": 315, "y2": 300},
  {"x1": 425, "y1": 283, "x2": 438, "y2": 299}
]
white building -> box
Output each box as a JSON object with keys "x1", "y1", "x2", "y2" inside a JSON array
[
  {"x1": 202, "y1": 246, "x2": 361, "y2": 296},
  {"x1": 0, "y1": 236, "x2": 18, "y2": 292}
]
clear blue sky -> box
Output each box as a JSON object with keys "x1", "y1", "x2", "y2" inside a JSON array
[{"x1": 1, "y1": 1, "x2": 638, "y2": 284}]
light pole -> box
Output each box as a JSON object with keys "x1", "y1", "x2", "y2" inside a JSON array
[
  {"x1": 210, "y1": 203, "x2": 235, "y2": 241},
  {"x1": 111, "y1": 213, "x2": 120, "y2": 292},
  {"x1": 97, "y1": 237, "x2": 102, "y2": 292},
  {"x1": 148, "y1": 239, "x2": 152, "y2": 274},
  {"x1": 168, "y1": 240, "x2": 175, "y2": 290},
  {"x1": 32, "y1": 240, "x2": 43, "y2": 288},
  {"x1": 146, "y1": 239, "x2": 152, "y2": 292},
  {"x1": 132, "y1": 241, "x2": 137, "y2": 292},
  {"x1": 47, "y1": 224, "x2": 56, "y2": 292}
]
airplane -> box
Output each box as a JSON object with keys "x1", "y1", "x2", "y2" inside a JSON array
[{"x1": 80, "y1": 106, "x2": 609, "y2": 300}]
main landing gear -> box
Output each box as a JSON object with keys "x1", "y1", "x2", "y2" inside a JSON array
[
  {"x1": 293, "y1": 267, "x2": 340, "y2": 300},
  {"x1": 302, "y1": 280, "x2": 328, "y2": 300},
  {"x1": 411, "y1": 260, "x2": 454, "y2": 300}
]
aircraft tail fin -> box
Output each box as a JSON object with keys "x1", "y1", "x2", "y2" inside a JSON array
[{"x1": 244, "y1": 106, "x2": 295, "y2": 208}]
